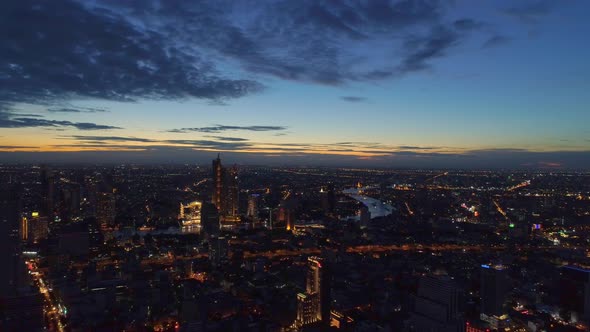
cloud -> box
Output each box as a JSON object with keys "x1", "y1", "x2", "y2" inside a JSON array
[
  {"x1": 168, "y1": 125, "x2": 287, "y2": 134},
  {"x1": 64, "y1": 135, "x2": 156, "y2": 143},
  {"x1": 0, "y1": 145, "x2": 38, "y2": 149},
  {"x1": 47, "y1": 107, "x2": 109, "y2": 113},
  {"x1": 340, "y1": 96, "x2": 367, "y2": 103},
  {"x1": 204, "y1": 136, "x2": 250, "y2": 142},
  {"x1": 503, "y1": 1, "x2": 552, "y2": 24},
  {"x1": 0, "y1": 110, "x2": 121, "y2": 130},
  {"x1": 0, "y1": 0, "x2": 262, "y2": 111},
  {"x1": 453, "y1": 18, "x2": 484, "y2": 31},
  {"x1": 482, "y1": 35, "x2": 510, "y2": 49}
]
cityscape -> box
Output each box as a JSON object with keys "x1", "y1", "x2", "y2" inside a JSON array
[
  {"x1": 1, "y1": 159, "x2": 590, "y2": 331},
  {"x1": 1, "y1": 0, "x2": 590, "y2": 331}
]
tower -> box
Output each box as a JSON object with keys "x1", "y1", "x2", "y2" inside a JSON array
[
  {"x1": 211, "y1": 154, "x2": 223, "y2": 211},
  {"x1": 210, "y1": 155, "x2": 240, "y2": 223}
]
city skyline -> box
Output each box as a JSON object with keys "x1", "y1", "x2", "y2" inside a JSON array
[{"x1": 1, "y1": 0, "x2": 589, "y2": 168}]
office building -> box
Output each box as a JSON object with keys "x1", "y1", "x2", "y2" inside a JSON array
[
  {"x1": 480, "y1": 264, "x2": 508, "y2": 317},
  {"x1": 96, "y1": 191, "x2": 116, "y2": 229},
  {"x1": 20, "y1": 212, "x2": 49, "y2": 243},
  {"x1": 0, "y1": 185, "x2": 22, "y2": 297},
  {"x1": 295, "y1": 256, "x2": 331, "y2": 327},
  {"x1": 247, "y1": 194, "x2": 259, "y2": 221},
  {"x1": 407, "y1": 274, "x2": 462, "y2": 332},
  {"x1": 209, "y1": 236, "x2": 229, "y2": 266}
]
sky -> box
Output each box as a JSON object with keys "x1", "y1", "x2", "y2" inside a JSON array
[{"x1": 0, "y1": 0, "x2": 589, "y2": 168}]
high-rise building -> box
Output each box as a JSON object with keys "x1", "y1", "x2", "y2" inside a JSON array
[
  {"x1": 560, "y1": 265, "x2": 590, "y2": 322},
  {"x1": 40, "y1": 165, "x2": 55, "y2": 218},
  {"x1": 0, "y1": 185, "x2": 22, "y2": 297},
  {"x1": 480, "y1": 264, "x2": 508, "y2": 317},
  {"x1": 295, "y1": 256, "x2": 331, "y2": 327},
  {"x1": 209, "y1": 236, "x2": 228, "y2": 266},
  {"x1": 407, "y1": 274, "x2": 462, "y2": 332},
  {"x1": 96, "y1": 191, "x2": 116, "y2": 229},
  {"x1": 247, "y1": 194, "x2": 259, "y2": 221},
  {"x1": 20, "y1": 212, "x2": 49, "y2": 243},
  {"x1": 201, "y1": 202, "x2": 220, "y2": 238},
  {"x1": 210, "y1": 155, "x2": 240, "y2": 223},
  {"x1": 212, "y1": 154, "x2": 224, "y2": 211}
]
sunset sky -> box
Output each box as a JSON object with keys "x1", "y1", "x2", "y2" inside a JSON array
[{"x1": 1, "y1": 0, "x2": 589, "y2": 167}]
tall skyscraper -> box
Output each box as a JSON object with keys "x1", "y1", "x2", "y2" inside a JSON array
[
  {"x1": 295, "y1": 256, "x2": 331, "y2": 327},
  {"x1": 40, "y1": 165, "x2": 55, "y2": 218},
  {"x1": 212, "y1": 154, "x2": 223, "y2": 211},
  {"x1": 210, "y1": 155, "x2": 240, "y2": 223},
  {"x1": 480, "y1": 264, "x2": 508, "y2": 317},
  {"x1": 225, "y1": 166, "x2": 239, "y2": 222},
  {"x1": 96, "y1": 191, "x2": 116, "y2": 229},
  {"x1": 247, "y1": 194, "x2": 259, "y2": 221},
  {"x1": 407, "y1": 274, "x2": 462, "y2": 332},
  {"x1": 0, "y1": 185, "x2": 23, "y2": 296}
]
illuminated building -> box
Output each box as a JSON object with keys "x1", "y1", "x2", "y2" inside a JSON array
[
  {"x1": 278, "y1": 199, "x2": 296, "y2": 231},
  {"x1": 296, "y1": 293, "x2": 315, "y2": 326},
  {"x1": 560, "y1": 265, "x2": 590, "y2": 322},
  {"x1": 247, "y1": 194, "x2": 259, "y2": 221},
  {"x1": 407, "y1": 274, "x2": 462, "y2": 332},
  {"x1": 295, "y1": 256, "x2": 331, "y2": 327},
  {"x1": 211, "y1": 155, "x2": 240, "y2": 223},
  {"x1": 212, "y1": 154, "x2": 223, "y2": 211},
  {"x1": 330, "y1": 310, "x2": 353, "y2": 329},
  {"x1": 179, "y1": 201, "x2": 202, "y2": 226},
  {"x1": 465, "y1": 321, "x2": 490, "y2": 332},
  {"x1": 480, "y1": 264, "x2": 508, "y2": 317},
  {"x1": 20, "y1": 212, "x2": 49, "y2": 243},
  {"x1": 96, "y1": 191, "x2": 116, "y2": 229}
]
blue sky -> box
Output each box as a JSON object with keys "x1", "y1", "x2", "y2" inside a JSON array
[{"x1": 0, "y1": 0, "x2": 589, "y2": 168}]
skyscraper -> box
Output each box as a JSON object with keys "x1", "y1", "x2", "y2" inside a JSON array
[
  {"x1": 0, "y1": 185, "x2": 23, "y2": 296},
  {"x1": 295, "y1": 256, "x2": 331, "y2": 327},
  {"x1": 480, "y1": 264, "x2": 508, "y2": 317},
  {"x1": 96, "y1": 191, "x2": 116, "y2": 229},
  {"x1": 247, "y1": 194, "x2": 259, "y2": 221},
  {"x1": 210, "y1": 155, "x2": 240, "y2": 223},
  {"x1": 407, "y1": 274, "x2": 462, "y2": 332},
  {"x1": 212, "y1": 154, "x2": 223, "y2": 211},
  {"x1": 201, "y1": 202, "x2": 220, "y2": 238},
  {"x1": 40, "y1": 165, "x2": 55, "y2": 218}
]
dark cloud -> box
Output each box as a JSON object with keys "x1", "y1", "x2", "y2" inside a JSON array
[
  {"x1": 0, "y1": 111, "x2": 121, "y2": 130},
  {"x1": 453, "y1": 18, "x2": 484, "y2": 30},
  {"x1": 0, "y1": 145, "x2": 38, "y2": 149},
  {"x1": 0, "y1": 0, "x2": 262, "y2": 110},
  {"x1": 168, "y1": 125, "x2": 287, "y2": 134},
  {"x1": 482, "y1": 35, "x2": 510, "y2": 49},
  {"x1": 503, "y1": 1, "x2": 552, "y2": 24},
  {"x1": 204, "y1": 136, "x2": 250, "y2": 142},
  {"x1": 64, "y1": 135, "x2": 156, "y2": 143},
  {"x1": 398, "y1": 25, "x2": 459, "y2": 74},
  {"x1": 47, "y1": 107, "x2": 109, "y2": 113},
  {"x1": 340, "y1": 96, "x2": 367, "y2": 103}
]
